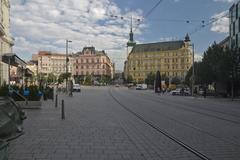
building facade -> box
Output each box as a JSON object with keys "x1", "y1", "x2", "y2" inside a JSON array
[
  {"x1": 230, "y1": 1, "x2": 240, "y2": 49},
  {"x1": 74, "y1": 47, "x2": 114, "y2": 80},
  {"x1": 124, "y1": 35, "x2": 193, "y2": 83},
  {"x1": 37, "y1": 51, "x2": 74, "y2": 77},
  {"x1": 0, "y1": 0, "x2": 14, "y2": 85}
]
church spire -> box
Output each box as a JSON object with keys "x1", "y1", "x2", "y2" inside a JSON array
[{"x1": 127, "y1": 16, "x2": 136, "y2": 47}]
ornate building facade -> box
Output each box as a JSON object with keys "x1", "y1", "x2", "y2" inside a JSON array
[
  {"x1": 37, "y1": 51, "x2": 74, "y2": 77},
  {"x1": 74, "y1": 47, "x2": 114, "y2": 80},
  {"x1": 0, "y1": 0, "x2": 14, "y2": 85},
  {"x1": 124, "y1": 35, "x2": 193, "y2": 83}
]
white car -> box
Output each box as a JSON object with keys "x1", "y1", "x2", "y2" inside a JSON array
[
  {"x1": 136, "y1": 84, "x2": 147, "y2": 90},
  {"x1": 170, "y1": 88, "x2": 181, "y2": 95},
  {"x1": 73, "y1": 84, "x2": 81, "y2": 92}
]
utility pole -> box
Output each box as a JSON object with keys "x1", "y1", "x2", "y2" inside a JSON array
[
  {"x1": 191, "y1": 43, "x2": 195, "y2": 96},
  {"x1": 66, "y1": 40, "x2": 72, "y2": 93}
]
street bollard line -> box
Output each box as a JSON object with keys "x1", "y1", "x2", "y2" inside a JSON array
[
  {"x1": 55, "y1": 94, "x2": 58, "y2": 108},
  {"x1": 61, "y1": 99, "x2": 65, "y2": 120}
]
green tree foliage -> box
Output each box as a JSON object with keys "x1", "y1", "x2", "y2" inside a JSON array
[
  {"x1": 171, "y1": 76, "x2": 181, "y2": 85},
  {"x1": 84, "y1": 73, "x2": 92, "y2": 85},
  {"x1": 58, "y1": 73, "x2": 71, "y2": 84},
  {"x1": 47, "y1": 73, "x2": 57, "y2": 84},
  {"x1": 185, "y1": 42, "x2": 235, "y2": 94},
  {"x1": 126, "y1": 75, "x2": 133, "y2": 83},
  {"x1": 28, "y1": 85, "x2": 41, "y2": 101},
  {"x1": 145, "y1": 72, "x2": 155, "y2": 85}
]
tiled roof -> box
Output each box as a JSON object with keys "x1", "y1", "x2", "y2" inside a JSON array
[{"x1": 130, "y1": 41, "x2": 185, "y2": 53}]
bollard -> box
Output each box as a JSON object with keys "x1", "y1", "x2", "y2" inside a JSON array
[
  {"x1": 55, "y1": 94, "x2": 58, "y2": 108},
  {"x1": 61, "y1": 99, "x2": 65, "y2": 120}
]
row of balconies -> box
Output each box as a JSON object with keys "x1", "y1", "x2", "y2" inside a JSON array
[
  {"x1": 129, "y1": 71, "x2": 187, "y2": 78},
  {"x1": 128, "y1": 58, "x2": 191, "y2": 64},
  {"x1": 129, "y1": 52, "x2": 192, "y2": 59},
  {"x1": 128, "y1": 65, "x2": 190, "y2": 71}
]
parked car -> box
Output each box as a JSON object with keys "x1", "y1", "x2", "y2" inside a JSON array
[
  {"x1": 184, "y1": 88, "x2": 191, "y2": 96},
  {"x1": 170, "y1": 88, "x2": 181, "y2": 95},
  {"x1": 73, "y1": 84, "x2": 81, "y2": 92},
  {"x1": 136, "y1": 84, "x2": 147, "y2": 90},
  {"x1": 115, "y1": 84, "x2": 120, "y2": 87}
]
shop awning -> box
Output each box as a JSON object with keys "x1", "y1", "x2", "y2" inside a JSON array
[{"x1": 1, "y1": 53, "x2": 26, "y2": 68}]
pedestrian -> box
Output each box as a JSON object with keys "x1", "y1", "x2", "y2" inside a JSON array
[{"x1": 203, "y1": 86, "x2": 207, "y2": 98}]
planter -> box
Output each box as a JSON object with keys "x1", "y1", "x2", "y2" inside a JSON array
[{"x1": 16, "y1": 101, "x2": 42, "y2": 109}]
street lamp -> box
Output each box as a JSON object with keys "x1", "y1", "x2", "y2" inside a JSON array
[
  {"x1": 66, "y1": 39, "x2": 72, "y2": 92},
  {"x1": 191, "y1": 43, "x2": 195, "y2": 96}
]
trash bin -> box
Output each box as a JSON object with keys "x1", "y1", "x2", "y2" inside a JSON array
[{"x1": 0, "y1": 140, "x2": 9, "y2": 160}]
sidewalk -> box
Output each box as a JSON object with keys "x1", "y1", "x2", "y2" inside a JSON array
[{"x1": 7, "y1": 93, "x2": 147, "y2": 160}]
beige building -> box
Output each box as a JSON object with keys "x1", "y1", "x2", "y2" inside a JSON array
[
  {"x1": 74, "y1": 47, "x2": 114, "y2": 80},
  {"x1": 0, "y1": 0, "x2": 14, "y2": 85},
  {"x1": 26, "y1": 60, "x2": 38, "y2": 76},
  {"x1": 124, "y1": 35, "x2": 193, "y2": 83},
  {"x1": 37, "y1": 51, "x2": 74, "y2": 77}
]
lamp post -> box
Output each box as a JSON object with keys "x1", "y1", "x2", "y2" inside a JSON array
[
  {"x1": 66, "y1": 40, "x2": 72, "y2": 92},
  {"x1": 191, "y1": 43, "x2": 195, "y2": 96}
]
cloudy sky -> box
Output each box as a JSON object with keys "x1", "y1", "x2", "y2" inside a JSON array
[{"x1": 11, "y1": 0, "x2": 233, "y2": 70}]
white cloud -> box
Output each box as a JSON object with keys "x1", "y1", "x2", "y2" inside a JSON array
[
  {"x1": 10, "y1": 0, "x2": 144, "y2": 70},
  {"x1": 195, "y1": 53, "x2": 202, "y2": 62},
  {"x1": 210, "y1": 11, "x2": 229, "y2": 33},
  {"x1": 213, "y1": 0, "x2": 235, "y2": 2}
]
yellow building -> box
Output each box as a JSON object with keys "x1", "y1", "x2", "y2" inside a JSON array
[
  {"x1": 124, "y1": 35, "x2": 193, "y2": 83},
  {"x1": 0, "y1": 0, "x2": 14, "y2": 85}
]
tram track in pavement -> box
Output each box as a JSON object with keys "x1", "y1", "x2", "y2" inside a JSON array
[
  {"x1": 108, "y1": 88, "x2": 211, "y2": 160},
  {"x1": 139, "y1": 90, "x2": 240, "y2": 120},
  {"x1": 126, "y1": 89, "x2": 240, "y2": 125},
  {"x1": 112, "y1": 88, "x2": 240, "y2": 147}
]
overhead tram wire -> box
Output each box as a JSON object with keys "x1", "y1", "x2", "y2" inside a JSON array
[
  {"x1": 134, "y1": 0, "x2": 164, "y2": 32},
  {"x1": 188, "y1": 12, "x2": 229, "y2": 37}
]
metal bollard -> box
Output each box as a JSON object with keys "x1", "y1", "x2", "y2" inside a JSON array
[
  {"x1": 55, "y1": 94, "x2": 58, "y2": 108},
  {"x1": 61, "y1": 99, "x2": 65, "y2": 120}
]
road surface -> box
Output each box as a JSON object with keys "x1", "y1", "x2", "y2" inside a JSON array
[{"x1": 8, "y1": 86, "x2": 240, "y2": 160}]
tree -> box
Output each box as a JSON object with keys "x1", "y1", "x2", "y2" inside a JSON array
[
  {"x1": 84, "y1": 73, "x2": 92, "y2": 85},
  {"x1": 58, "y1": 73, "x2": 71, "y2": 84},
  {"x1": 145, "y1": 72, "x2": 155, "y2": 85},
  {"x1": 126, "y1": 75, "x2": 133, "y2": 83},
  {"x1": 185, "y1": 43, "x2": 237, "y2": 95},
  {"x1": 171, "y1": 76, "x2": 181, "y2": 85},
  {"x1": 47, "y1": 73, "x2": 57, "y2": 84}
]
